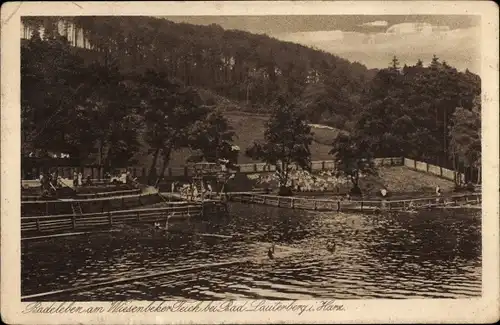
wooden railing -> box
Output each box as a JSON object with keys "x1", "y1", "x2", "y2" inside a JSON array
[
  {"x1": 21, "y1": 203, "x2": 204, "y2": 235},
  {"x1": 22, "y1": 188, "x2": 142, "y2": 201},
  {"x1": 226, "y1": 192, "x2": 481, "y2": 212},
  {"x1": 21, "y1": 191, "x2": 166, "y2": 217}
]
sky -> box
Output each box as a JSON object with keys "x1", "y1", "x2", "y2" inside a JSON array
[{"x1": 163, "y1": 15, "x2": 481, "y2": 74}]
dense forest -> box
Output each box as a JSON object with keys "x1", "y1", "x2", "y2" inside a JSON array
[
  {"x1": 349, "y1": 56, "x2": 480, "y2": 170},
  {"x1": 21, "y1": 16, "x2": 481, "y2": 181}
]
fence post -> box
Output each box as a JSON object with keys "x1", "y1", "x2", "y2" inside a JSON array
[
  {"x1": 72, "y1": 214, "x2": 76, "y2": 230},
  {"x1": 361, "y1": 201, "x2": 363, "y2": 211},
  {"x1": 137, "y1": 211, "x2": 140, "y2": 222},
  {"x1": 109, "y1": 211, "x2": 113, "y2": 225},
  {"x1": 46, "y1": 202, "x2": 49, "y2": 215},
  {"x1": 254, "y1": 164, "x2": 258, "y2": 172},
  {"x1": 291, "y1": 198, "x2": 294, "y2": 209},
  {"x1": 322, "y1": 161, "x2": 325, "y2": 170},
  {"x1": 36, "y1": 217, "x2": 41, "y2": 232},
  {"x1": 314, "y1": 200, "x2": 317, "y2": 210},
  {"x1": 277, "y1": 196, "x2": 280, "y2": 207}
]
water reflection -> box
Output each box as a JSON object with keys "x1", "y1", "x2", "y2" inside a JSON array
[{"x1": 22, "y1": 203, "x2": 481, "y2": 300}]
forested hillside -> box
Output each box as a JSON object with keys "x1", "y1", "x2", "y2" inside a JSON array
[
  {"x1": 21, "y1": 16, "x2": 481, "y2": 180},
  {"x1": 21, "y1": 16, "x2": 374, "y2": 129}
]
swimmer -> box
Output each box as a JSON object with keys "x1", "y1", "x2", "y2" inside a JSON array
[
  {"x1": 267, "y1": 247, "x2": 274, "y2": 259},
  {"x1": 327, "y1": 240, "x2": 336, "y2": 252}
]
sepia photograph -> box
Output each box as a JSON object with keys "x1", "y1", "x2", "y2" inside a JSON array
[{"x1": 2, "y1": 1, "x2": 499, "y2": 324}]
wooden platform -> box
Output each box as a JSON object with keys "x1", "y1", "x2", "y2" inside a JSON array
[{"x1": 21, "y1": 200, "x2": 228, "y2": 238}]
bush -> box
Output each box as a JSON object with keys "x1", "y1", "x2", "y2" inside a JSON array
[
  {"x1": 349, "y1": 185, "x2": 362, "y2": 196},
  {"x1": 278, "y1": 186, "x2": 294, "y2": 196},
  {"x1": 453, "y1": 184, "x2": 471, "y2": 193}
]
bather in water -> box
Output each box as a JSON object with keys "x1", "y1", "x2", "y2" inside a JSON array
[
  {"x1": 327, "y1": 240, "x2": 336, "y2": 252},
  {"x1": 267, "y1": 243, "x2": 275, "y2": 259}
]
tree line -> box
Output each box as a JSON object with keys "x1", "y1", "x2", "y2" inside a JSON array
[
  {"x1": 21, "y1": 32, "x2": 236, "y2": 184},
  {"x1": 334, "y1": 56, "x2": 481, "y2": 183}
]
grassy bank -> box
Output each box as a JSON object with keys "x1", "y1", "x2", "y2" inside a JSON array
[
  {"x1": 135, "y1": 112, "x2": 343, "y2": 169},
  {"x1": 248, "y1": 166, "x2": 456, "y2": 197}
]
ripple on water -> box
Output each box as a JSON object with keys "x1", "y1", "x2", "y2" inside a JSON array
[{"x1": 22, "y1": 204, "x2": 481, "y2": 300}]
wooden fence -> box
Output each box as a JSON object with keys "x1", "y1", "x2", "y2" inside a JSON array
[
  {"x1": 226, "y1": 192, "x2": 481, "y2": 213},
  {"x1": 21, "y1": 201, "x2": 228, "y2": 237},
  {"x1": 21, "y1": 191, "x2": 165, "y2": 217},
  {"x1": 22, "y1": 188, "x2": 142, "y2": 201},
  {"x1": 22, "y1": 157, "x2": 405, "y2": 180},
  {"x1": 404, "y1": 158, "x2": 466, "y2": 183},
  {"x1": 21, "y1": 204, "x2": 202, "y2": 235}
]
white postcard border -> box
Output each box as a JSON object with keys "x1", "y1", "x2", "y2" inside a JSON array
[{"x1": 1, "y1": 1, "x2": 499, "y2": 324}]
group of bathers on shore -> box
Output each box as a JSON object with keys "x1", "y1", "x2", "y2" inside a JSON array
[
  {"x1": 38, "y1": 170, "x2": 95, "y2": 195},
  {"x1": 37, "y1": 169, "x2": 139, "y2": 196},
  {"x1": 175, "y1": 181, "x2": 215, "y2": 201}
]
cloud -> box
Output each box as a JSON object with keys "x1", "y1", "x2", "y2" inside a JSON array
[
  {"x1": 280, "y1": 30, "x2": 344, "y2": 43},
  {"x1": 386, "y1": 22, "x2": 450, "y2": 34},
  {"x1": 360, "y1": 20, "x2": 388, "y2": 27},
  {"x1": 272, "y1": 23, "x2": 480, "y2": 74}
]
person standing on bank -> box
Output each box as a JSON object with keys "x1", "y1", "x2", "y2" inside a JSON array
[
  {"x1": 435, "y1": 185, "x2": 442, "y2": 203},
  {"x1": 73, "y1": 171, "x2": 78, "y2": 187}
]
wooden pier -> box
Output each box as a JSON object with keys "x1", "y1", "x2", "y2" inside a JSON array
[
  {"x1": 21, "y1": 200, "x2": 228, "y2": 238},
  {"x1": 225, "y1": 192, "x2": 481, "y2": 212}
]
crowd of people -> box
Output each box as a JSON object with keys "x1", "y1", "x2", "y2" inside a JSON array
[
  {"x1": 253, "y1": 168, "x2": 352, "y2": 193},
  {"x1": 176, "y1": 181, "x2": 215, "y2": 201},
  {"x1": 36, "y1": 169, "x2": 140, "y2": 197},
  {"x1": 38, "y1": 170, "x2": 95, "y2": 196}
]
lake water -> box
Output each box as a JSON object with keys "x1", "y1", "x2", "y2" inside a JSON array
[{"x1": 22, "y1": 203, "x2": 481, "y2": 300}]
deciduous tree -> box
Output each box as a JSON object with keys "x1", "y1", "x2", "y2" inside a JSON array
[{"x1": 246, "y1": 99, "x2": 313, "y2": 194}]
